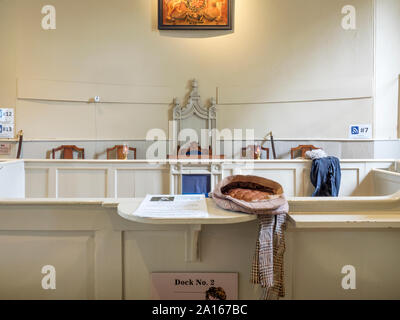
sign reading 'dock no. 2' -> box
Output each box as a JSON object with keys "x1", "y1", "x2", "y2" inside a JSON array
[{"x1": 151, "y1": 273, "x2": 238, "y2": 300}]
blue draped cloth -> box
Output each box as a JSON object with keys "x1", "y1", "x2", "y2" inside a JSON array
[
  {"x1": 182, "y1": 174, "x2": 211, "y2": 197},
  {"x1": 310, "y1": 156, "x2": 341, "y2": 197}
]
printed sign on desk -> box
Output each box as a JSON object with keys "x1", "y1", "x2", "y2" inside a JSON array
[
  {"x1": 151, "y1": 273, "x2": 238, "y2": 300},
  {"x1": 349, "y1": 124, "x2": 372, "y2": 139}
]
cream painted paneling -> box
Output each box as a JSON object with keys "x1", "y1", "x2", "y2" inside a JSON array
[
  {"x1": 115, "y1": 170, "x2": 135, "y2": 198},
  {"x1": 23, "y1": 160, "x2": 172, "y2": 199},
  {"x1": 25, "y1": 168, "x2": 48, "y2": 198},
  {"x1": 1, "y1": 200, "x2": 400, "y2": 299},
  {"x1": 115, "y1": 169, "x2": 170, "y2": 198},
  {"x1": 0, "y1": 204, "x2": 123, "y2": 300},
  {"x1": 302, "y1": 168, "x2": 315, "y2": 197},
  {"x1": 124, "y1": 231, "x2": 187, "y2": 300},
  {"x1": 5, "y1": 0, "x2": 375, "y2": 140},
  {"x1": 340, "y1": 168, "x2": 360, "y2": 196},
  {"x1": 292, "y1": 230, "x2": 400, "y2": 299},
  {"x1": 2, "y1": 160, "x2": 400, "y2": 300},
  {"x1": 22, "y1": 160, "x2": 395, "y2": 199},
  {"x1": 132, "y1": 170, "x2": 170, "y2": 197},
  {"x1": 57, "y1": 169, "x2": 107, "y2": 198},
  {"x1": 373, "y1": 170, "x2": 400, "y2": 196},
  {"x1": 123, "y1": 223, "x2": 261, "y2": 300},
  {"x1": 0, "y1": 231, "x2": 95, "y2": 300},
  {"x1": 217, "y1": 99, "x2": 374, "y2": 139}
]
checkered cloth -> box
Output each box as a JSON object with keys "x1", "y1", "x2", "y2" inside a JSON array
[
  {"x1": 211, "y1": 175, "x2": 289, "y2": 300},
  {"x1": 251, "y1": 214, "x2": 287, "y2": 300}
]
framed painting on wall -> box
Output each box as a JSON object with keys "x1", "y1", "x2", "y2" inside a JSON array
[{"x1": 158, "y1": 0, "x2": 233, "y2": 30}]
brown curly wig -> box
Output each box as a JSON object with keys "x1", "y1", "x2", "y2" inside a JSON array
[{"x1": 205, "y1": 287, "x2": 227, "y2": 300}]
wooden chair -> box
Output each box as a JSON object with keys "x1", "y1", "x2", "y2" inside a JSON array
[
  {"x1": 242, "y1": 145, "x2": 270, "y2": 160},
  {"x1": 107, "y1": 145, "x2": 137, "y2": 160},
  {"x1": 291, "y1": 145, "x2": 320, "y2": 159},
  {"x1": 52, "y1": 145, "x2": 85, "y2": 159},
  {"x1": 168, "y1": 143, "x2": 224, "y2": 159},
  {"x1": 178, "y1": 143, "x2": 212, "y2": 157}
]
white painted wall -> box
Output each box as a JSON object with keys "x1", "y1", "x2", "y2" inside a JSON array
[
  {"x1": 0, "y1": 0, "x2": 376, "y2": 140},
  {"x1": 0, "y1": 0, "x2": 399, "y2": 147},
  {"x1": 375, "y1": 0, "x2": 400, "y2": 139},
  {"x1": 0, "y1": 0, "x2": 16, "y2": 108}
]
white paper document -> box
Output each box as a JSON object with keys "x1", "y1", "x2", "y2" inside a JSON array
[{"x1": 134, "y1": 194, "x2": 208, "y2": 218}]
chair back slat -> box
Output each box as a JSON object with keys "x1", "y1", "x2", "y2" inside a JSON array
[{"x1": 52, "y1": 145, "x2": 85, "y2": 159}]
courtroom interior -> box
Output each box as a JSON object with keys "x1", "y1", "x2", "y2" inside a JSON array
[{"x1": 0, "y1": 0, "x2": 399, "y2": 301}]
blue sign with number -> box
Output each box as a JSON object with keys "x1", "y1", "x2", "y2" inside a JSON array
[{"x1": 351, "y1": 126, "x2": 359, "y2": 135}]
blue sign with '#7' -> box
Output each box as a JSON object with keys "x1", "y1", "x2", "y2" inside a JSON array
[{"x1": 349, "y1": 124, "x2": 372, "y2": 139}]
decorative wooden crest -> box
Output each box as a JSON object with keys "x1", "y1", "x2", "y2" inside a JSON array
[
  {"x1": 173, "y1": 79, "x2": 217, "y2": 121},
  {"x1": 170, "y1": 79, "x2": 218, "y2": 158}
]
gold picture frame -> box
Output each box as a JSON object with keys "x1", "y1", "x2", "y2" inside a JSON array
[{"x1": 158, "y1": 0, "x2": 233, "y2": 30}]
